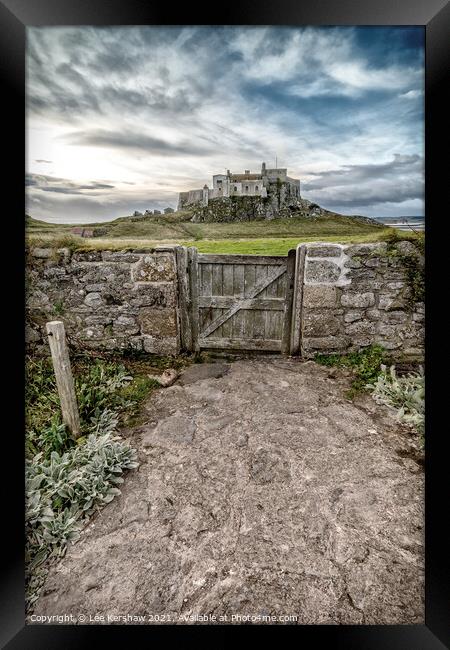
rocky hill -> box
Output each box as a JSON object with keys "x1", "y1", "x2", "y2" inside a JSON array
[{"x1": 188, "y1": 195, "x2": 382, "y2": 226}]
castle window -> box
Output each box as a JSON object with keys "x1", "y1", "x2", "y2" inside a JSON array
[
  {"x1": 245, "y1": 186, "x2": 248, "y2": 191},
  {"x1": 255, "y1": 186, "x2": 258, "y2": 190},
  {"x1": 234, "y1": 186, "x2": 237, "y2": 191}
]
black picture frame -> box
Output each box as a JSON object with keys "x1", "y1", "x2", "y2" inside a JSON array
[{"x1": 2, "y1": 1, "x2": 448, "y2": 647}]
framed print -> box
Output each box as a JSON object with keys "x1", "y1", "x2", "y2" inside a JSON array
[{"x1": 1, "y1": 0, "x2": 449, "y2": 647}]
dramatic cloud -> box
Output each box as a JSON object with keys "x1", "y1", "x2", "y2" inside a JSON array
[
  {"x1": 63, "y1": 130, "x2": 212, "y2": 156},
  {"x1": 26, "y1": 173, "x2": 115, "y2": 195},
  {"x1": 26, "y1": 26, "x2": 424, "y2": 222}
]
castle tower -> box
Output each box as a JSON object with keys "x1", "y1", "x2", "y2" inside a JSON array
[{"x1": 202, "y1": 184, "x2": 209, "y2": 206}]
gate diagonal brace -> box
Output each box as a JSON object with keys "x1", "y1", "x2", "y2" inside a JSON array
[{"x1": 201, "y1": 264, "x2": 286, "y2": 339}]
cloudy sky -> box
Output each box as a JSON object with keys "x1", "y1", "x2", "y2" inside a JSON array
[{"x1": 26, "y1": 26, "x2": 424, "y2": 223}]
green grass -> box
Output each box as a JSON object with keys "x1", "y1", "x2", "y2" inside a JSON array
[
  {"x1": 25, "y1": 355, "x2": 154, "y2": 458},
  {"x1": 180, "y1": 231, "x2": 421, "y2": 255},
  {"x1": 26, "y1": 211, "x2": 423, "y2": 255}
]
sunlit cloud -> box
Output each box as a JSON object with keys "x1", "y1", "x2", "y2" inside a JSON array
[{"x1": 26, "y1": 26, "x2": 424, "y2": 222}]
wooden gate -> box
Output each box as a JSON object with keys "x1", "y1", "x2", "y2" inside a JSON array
[{"x1": 176, "y1": 247, "x2": 298, "y2": 354}]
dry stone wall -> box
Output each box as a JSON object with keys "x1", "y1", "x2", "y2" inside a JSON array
[
  {"x1": 26, "y1": 240, "x2": 424, "y2": 361},
  {"x1": 301, "y1": 241, "x2": 424, "y2": 359},
  {"x1": 26, "y1": 247, "x2": 180, "y2": 356}
]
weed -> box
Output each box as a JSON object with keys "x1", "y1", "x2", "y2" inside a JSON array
[
  {"x1": 52, "y1": 300, "x2": 65, "y2": 316},
  {"x1": 383, "y1": 231, "x2": 425, "y2": 309},
  {"x1": 315, "y1": 344, "x2": 387, "y2": 398},
  {"x1": 370, "y1": 365, "x2": 424, "y2": 441}
]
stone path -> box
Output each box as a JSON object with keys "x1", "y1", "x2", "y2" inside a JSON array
[{"x1": 33, "y1": 358, "x2": 424, "y2": 625}]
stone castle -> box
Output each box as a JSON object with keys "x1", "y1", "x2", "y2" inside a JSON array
[{"x1": 178, "y1": 162, "x2": 301, "y2": 210}]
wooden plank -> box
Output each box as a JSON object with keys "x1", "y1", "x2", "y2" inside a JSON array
[
  {"x1": 175, "y1": 246, "x2": 193, "y2": 352},
  {"x1": 198, "y1": 296, "x2": 285, "y2": 310},
  {"x1": 265, "y1": 268, "x2": 282, "y2": 298},
  {"x1": 187, "y1": 247, "x2": 199, "y2": 352},
  {"x1": 221, "y1": 264, "x2": 234, "y2": 337},
  {"x1": 198, "y1": 254, "x2": 287, "y2": 265},
  {"x1": 232, "y1": 310, "x2": 245, "y2": 339},
  {"x1": 265, "y1": 264, "x2": 282, "y2": 339},
  {"x1": 214, "y1": 307, "x2": 223, "y2": 337},
  {"x1": 199, "y1": 337, "x2": 282, "y2": 351},
  {"x1": 243, "y1": 264, "x2": 256, "y2": 337},
  {"x1": 45, "y1": 320, "x2": 81, "y2": 438},
  {"x1": 265, "y1": 310, "x2": 283, "y2": 340},
  {"x1": 281, "y1": 249, "x2": 297, "y2": 355},
  {"x1": 211, "y1": 264, "x2": 223, "y2": 296},
  {"x1": 232, "y1": 264, "x2": 245, "y2": 337},
  {"x1": 276, "y1": 273, "x2": 286, "y2": 297},
  {"x1": 233, "y1": 264, "x2": 245, "y2": 296},
  {"x1": 200, "y1": 262, "x2": 213, "y2": 298},
  {"x1": 256, "y1": 266, "x2": 269, "y2": 338},
  {"x1": 222, "y1": 264, "x2": 234, "y2": 295},
  {"x1": 255, "y1": 264, "x2": 268, "y2": 299},
  {"x1": 201, "y1": 264, "x2": 287, "y2": 339},
  {"x1": 199, "y1": 306, "x2": 211, "y2": 332},
  {"x1": 290, "y1": 244, "x2": 307, "y2": 356},
  {"x1": 253, "y1": 309, "x2": 266, "y2": 339}
]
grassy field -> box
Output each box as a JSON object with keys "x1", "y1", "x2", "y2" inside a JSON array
[{"x1": 26, "y1": 212, "x2": 421, "y2": 255}]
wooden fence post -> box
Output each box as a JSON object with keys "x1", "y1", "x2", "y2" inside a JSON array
[
  {"x1": 175, "y1": 245, "x2": 193, "y2": 352},
  {"x1": 187, "y1": 247, "x2": 200, "y2": 352},
  {"x1": 45, "y1": 320, "x2": 81, "y2": 438},
  {"x1": 290, "y1": 243, "x2": 307, "y2": 356},
  {"x1": 281, "y1": 248, "x2": 297, "y2": 355}
]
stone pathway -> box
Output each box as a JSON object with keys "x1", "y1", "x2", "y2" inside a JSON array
[{"x1": 32, "y1": 358, "x2": 424, "y2": 625}]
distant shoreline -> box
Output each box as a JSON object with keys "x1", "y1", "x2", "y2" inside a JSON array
[{"x1": 371, "y1": 216, "x2": 425, "y2": 231}]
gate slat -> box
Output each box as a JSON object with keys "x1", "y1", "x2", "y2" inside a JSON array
[
  {"x1": 201, "y1": 264, "x2": 287, "y2": 339},
  {"x1": 222, "y1": 264, "x2": 234, "y2": 337},
  {"x1": 200, "y1": 263, "x2": 213, "y2": 297},
  {"x1": 198, "y1": 296, "x2": 284, "y2": 310},
  {"x1": 243, "y1": 264, "x2": 256, "y2": 337},
  {"x1": 232, "y1": 264, "x2": 245, "y2": 338},
  {"x1": 187, "y1": 247, "x2": 199, "y2": 352},
  {"x1": 211, "y1": 265, "x2": 223, "y2": 336},
  {"x1": 253, "y1": 309, "x2": 266, "y2": 339},
  {"x1": 198, "y1": 337, "x2": 282, "y2": 351},
  {"x1": 265, "y1": 266, "x2": 279, "y2": 340},
  {"x1": 281, "y1": 249, "x2": 296, "y2": 354},
  {"x1": 255, "y1": 264, "x2": 268, "y2": 299}
]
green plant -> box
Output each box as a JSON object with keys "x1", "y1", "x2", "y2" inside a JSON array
[
  {"x1": 25, "y1": 356, "x2": 153, "y2": 459},
  {"x1": 52, "y1": 300, "x2": 65, "y2": 316},
  {"x1": 369, "y1": 365, "x2": 424, "y2": 439},
  {"x1": 315, "y1": 344, "x2": 387, "y2": 397},
  {"x1": 25, "y1": 353, "x2": 150, "y2": 607},
  {"x1": 74, "y1": 361, "x2": 133, "y2": 425},
  {"x1": 399, "y1": 252, "x2": 425, "y2": 308},
  {"x1": 39, "y1": 416, "x2": 76, "y2": 458},
  {"x1": 26, "y1": 431, "x2": 139, "y2": 606}
]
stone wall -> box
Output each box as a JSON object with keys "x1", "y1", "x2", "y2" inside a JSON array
[
  {"x1": 300, "y1": 241, "x2": 425, "y2": 359},
  {"x1": 26, "y1": 240, "x2": 424, "y2": 361},
  {"x1": 26, "y1": 247, "x2": 180, "y2": 356}
]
